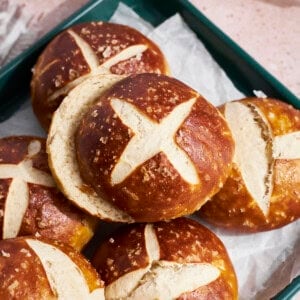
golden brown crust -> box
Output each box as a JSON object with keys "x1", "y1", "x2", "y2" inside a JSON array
[
  {"x1": 92, "y1": 224, "x2": 148, "y2": 285},
  {"x1": 199, "y1": 98, "x2": 300, "y2": 232},
  {"x1": 0, "y1": 136, "x2": 96, "y2": 250},
  {"x1": 46, "y1": 74, "x2": 134, "y2": 222},
  {"x1": 154, "y1": 219, "x2": 238, "y2": 300},
  {"x1": 31, "y1": 22, "x2": 169, "y2": 131},
  {"x1": 242, "y1": 98, "x2": 300, "y2": 135},
  {"x1": 177, "y1": 277, "x2": 236, "y2": 300},
  {"x1": 0, "y1": 237, "x2": 54, "y2": 299},
  {"x1": 0, "y1": 237, "x2": 103, "y2": 299},
  {"x1": 70, "y1": 22, "x2": 167, "y2": 75},
  {"x1": 75, "y1": 73, "x2": 235, "y2": 222},
  {"x1": 92, "y1": 218, "x2": 238, "y2": 299}
]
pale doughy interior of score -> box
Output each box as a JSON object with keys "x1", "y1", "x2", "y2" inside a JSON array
[
  {"x1": 273, "y1": 131, "x2": 300, "y2": 159},
  {"x1": 47, "y1": 74, "x2": 133, "y2": 222},
  {"x1": 225, "y1": 102, "x2": 273, "y2": 215},
  {"x1": 105, "y1": 224, "x2": 220, "y2": 300}
]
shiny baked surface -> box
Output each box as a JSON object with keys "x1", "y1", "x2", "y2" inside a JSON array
[
  {"x1": 0, "y1": 237, "x2": 104, "y2": 299},
  {"x1": 0, "y1": 136, "x2": 96, "y2": 250},
  {"x1": 75, "y1": 73, "x2": 235, "y2": 222},
  {"x1": 31, "y1": 22, "x2": 169, "y2": 130},
  {"x1": 199, "y1": 98, "x2": 300, "y2": 232},
  {"x1": 92, "y1": 218, "x2": 238, "y2": 300}
]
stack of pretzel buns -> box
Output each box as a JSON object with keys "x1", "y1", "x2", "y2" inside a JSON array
[{"x1": 0, "y1": 21, "x2": 299, "y2": 299}]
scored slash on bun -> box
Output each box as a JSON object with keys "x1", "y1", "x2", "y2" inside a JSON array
[
  {"x1": 0, "y1": 237, "x2": 104, "y2": 299},
  {"x1": 47, "y1": 73, "x2": 235, "y2": 222},
  {"x1": 92, "y1": 218, "x2": 238, "y2": 300},
  {"x1": 31, "y1": 21, "x2": 170, "y2": 131},
  {"x1": 198, "y1": 98, "x2": 300, "y2": 232},
  {"x1": 0, "y1": 136, "x2": 96, "y2": 250}
]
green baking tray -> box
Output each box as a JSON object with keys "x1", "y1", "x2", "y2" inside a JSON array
[{"x1": 0, "y1": 0, "x2": 299, "y2": 298}]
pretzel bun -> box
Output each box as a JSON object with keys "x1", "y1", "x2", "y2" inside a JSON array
[
  {"x1": 0, "y1": 136, "x2": 96, "y2": 250},
  {"x1": 0, "y1": 237, "x2": 104, "y2": 299},
  {"x1": 92, "y1": 217, "x2": 238, "y2": 300},
  {"x1": 199, "y1": 98, "x2": 300, "y2": 232},
  {"x1": 31, "y1": 21, "x2": 170, "y2": 131},
  {"x1": 47, "y1": 73, "x2": 234, "y2": 222}
]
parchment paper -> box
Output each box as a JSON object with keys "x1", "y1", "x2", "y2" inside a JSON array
[{"x1": 0, "y1": 3, "x2": 299, "y2": 299}]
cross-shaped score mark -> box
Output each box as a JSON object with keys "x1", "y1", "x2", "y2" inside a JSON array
[
  {"x1": 106, "y1": 224, "x2": 220, "y2": 300},
  {"x1": 48, "y1": 30, "x2": 148, "y2": 101},
  {"x1": 0, "y1": 141, "x2": 55, "y2": 239},
  {"x1": 26, "y1": 239, "x2": 104, "y2": 300},
  {"x1": 110, "y1": 98, "x2": 199, "y2": 185}
]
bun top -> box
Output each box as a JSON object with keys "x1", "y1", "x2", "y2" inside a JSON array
[
  {"x1": 0, "y1": 136, "x2": 96, "y2": 250},
  {"x1": 199, "y1": 98, "x2": 300, "y2": 232},
  {"x1": 0, "y1": 237, "x2": 104, "y2": 299},
  {"x1": 31, "y1": 22, "x2": 169, "y2": 130},
  {"x1": 92, "y1": 218, "x2": 238, "y2": 300},
  {"x1": 75, "y1": 73, "x2": 234, "y2": 222}
]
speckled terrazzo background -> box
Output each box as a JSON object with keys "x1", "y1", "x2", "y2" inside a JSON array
[
  {"x1": 192, "y1": 0, "x2": 300, "y2": 97},
  {"x1": 0, "y1": 0, "x2": 299, "y2": 97}
]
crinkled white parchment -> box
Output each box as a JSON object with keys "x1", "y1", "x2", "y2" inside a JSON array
[
  {"x1": 111, "y1": 3, "x2": 244, "y2": 105},
  {"x1": 0, "y1": 3, "x2": 299, "y2": 299}
]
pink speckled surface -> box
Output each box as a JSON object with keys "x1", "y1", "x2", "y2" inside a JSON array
[
  {"x1": 191, "y1": 0, "x2": 300, "y2": 97},
  {"x1": 1, "y1": 0, "x2": 299, "y2": 97}
]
